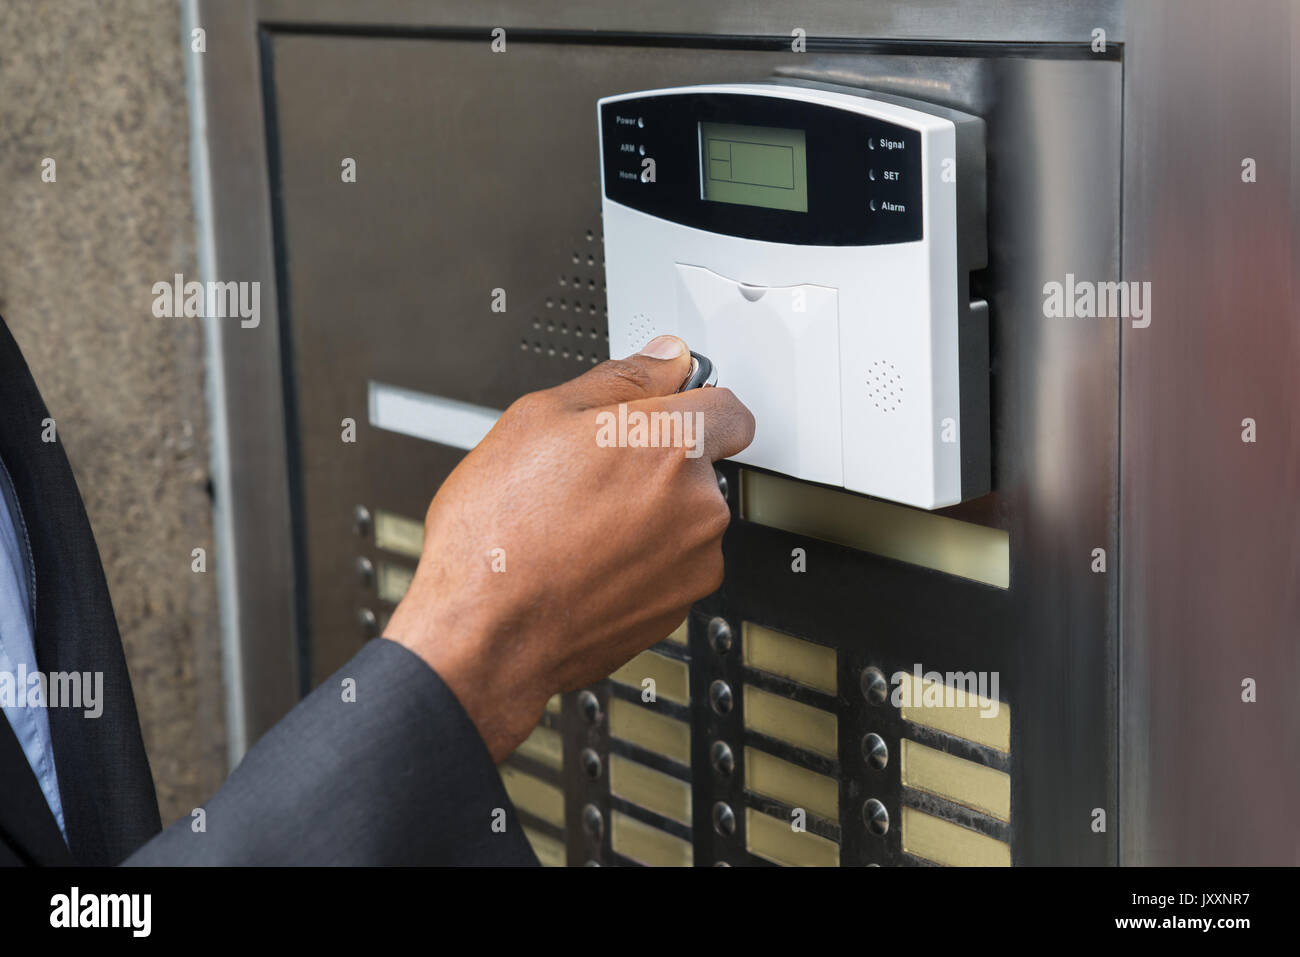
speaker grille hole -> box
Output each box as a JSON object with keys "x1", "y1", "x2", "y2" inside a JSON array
[
  {"x1": 867, "y1": 360, "x2": 903, "y2": 413},
  {"x1": 522, "y1": 222, "x2": 609, "y2": 364},
  {"x1": 629, "y1": 311, "x2": 658, "y2": 350}
]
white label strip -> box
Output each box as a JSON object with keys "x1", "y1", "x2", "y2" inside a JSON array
[{"x1": 367, "y1": 381, "x2": 502, "y2": 451}]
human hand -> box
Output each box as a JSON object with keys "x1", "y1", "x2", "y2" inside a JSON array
[{"x1": 384, "y1": 335, "x2": 755, "y2": 761}]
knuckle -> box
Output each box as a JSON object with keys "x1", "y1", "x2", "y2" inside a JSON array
[
  {"x1": 716, "y1": 388, "x2": 756, "y2": 439},
  {"x1": 598, "y1": 358, "x2": 653, "y2": 394},
  {"x1": 738, "y1": 401, "x2": 756, "y2": 438},
  {"x1": 702, "y1": 494, "x2": 732, "y2": 539},
  {"x1": 506, "y1": 389, "x2": 555, "y2": 421},
  {"x1": 679, "y1": 476, "x2": 731, "y2": 543},
  {"x1": 718, "y1": 386, "x2": 754, "y2": 418}
]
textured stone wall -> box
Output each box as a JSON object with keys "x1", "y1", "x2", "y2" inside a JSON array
[{"x1": 0, "y1": 0, "x2": 226, "y2": 826}]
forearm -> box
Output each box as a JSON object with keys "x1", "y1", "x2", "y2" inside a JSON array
[{"x1": 124, "y1": 638, "x2": 538, "y2": 866}]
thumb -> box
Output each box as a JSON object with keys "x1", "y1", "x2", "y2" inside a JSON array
[{"x1": 556, "y1": 335, "x2": 693, "y2": 409}]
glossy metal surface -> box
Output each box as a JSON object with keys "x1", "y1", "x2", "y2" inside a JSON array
[
  {"x1": 189, "y1": 0, "x2": 300, "y2": 760},
  {"x1": 256, "y1": 34, "x2": 1120, "y2": 867},
  {"x1": 192, "y1": 0, "x2": 1297, "y2": 865},
  {"x1": 255, "y1": 0, "x2": 1121, "y2": 44},
  {"x1": 1118, "y1": 0, "x2": 1299, "y2": 865}
]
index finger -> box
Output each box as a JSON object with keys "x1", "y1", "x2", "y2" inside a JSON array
[{"x1": 630, "y1": 386, "x2": 756, "y2": 464}]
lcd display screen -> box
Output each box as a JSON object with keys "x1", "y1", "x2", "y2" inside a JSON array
[{"x1": 699, "y1": 122, "x2": 808, "y2": 212}]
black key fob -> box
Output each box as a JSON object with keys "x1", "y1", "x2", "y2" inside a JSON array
[{"x1": 678, "y1": 351, "x2": 718, "y2": 392}]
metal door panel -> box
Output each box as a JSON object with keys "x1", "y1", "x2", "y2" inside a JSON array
[{"x1": 262, "y1": 33, "x2": 1121, "y2": 864}]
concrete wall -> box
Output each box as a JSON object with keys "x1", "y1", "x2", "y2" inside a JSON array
[{"x1": 0, "y1": 0, "x2": 226, "y2": 826}]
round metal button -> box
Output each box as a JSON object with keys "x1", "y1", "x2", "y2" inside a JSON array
[
  {"x1": 581, "y1": 804, "x2": 603, "y2": 841},
  {"x1": 712, "y1": 801, "x2": 736, "y2": 837},
  {"x1": 863, "y1": 798, "x2": 890, "y2": 836},
  {"x1": 709, "y1": 680, "x2": 734, "y2": 715},
  {"x1": 578, "y1": 690, "x2": 601, "y2": 724},
  {"x1": 862, "y1": 733, "x2": 889, "y2": 770},
  {"x1": 355, "y1": 555, "x2": 374, "y2": 587},
  {"x1": 708, "y1": 617, "x2": 733, "y2": 654},
  {"x1": 860, "y1": 666, "x2": 889, "y2": 705},
  {"x1": 710, "y1": 740, "x2": 735, "y2": 777},
  {"x1": 357, "y1": 608, "x2": 378, "y2": 639},
  {"x1": 352, "y1": 505, "x2": 372, "y2": 537}
]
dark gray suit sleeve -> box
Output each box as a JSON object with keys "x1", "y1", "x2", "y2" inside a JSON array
[{"x1": 125, "y1": 638, "x2": 540, "y2": 866}]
